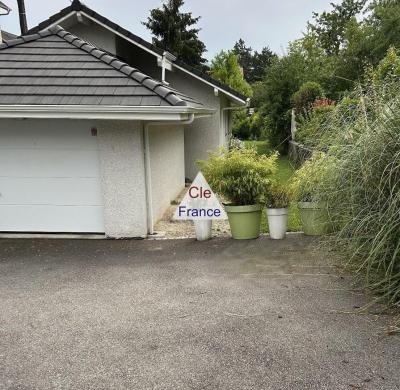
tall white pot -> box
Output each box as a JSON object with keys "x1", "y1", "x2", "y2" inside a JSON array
[
  {"x1": 194, "y1": 220, "x2": 212, "y2": 241},
  {"x1": 266, "y1": 208, "x2": 289, "y2": 240}
]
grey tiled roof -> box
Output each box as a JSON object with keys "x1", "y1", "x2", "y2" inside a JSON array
[
  {"x1": 1, "y1": 31, "x2": 17, "y2": 42},
  {"x1": 0, "y1": 25, "x2": 204, "y2": 108},
  {"x1": 26, "y1": 0, "x2": 248, "y2": 103}
]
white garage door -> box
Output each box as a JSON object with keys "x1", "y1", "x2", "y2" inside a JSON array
[{"x1": 0, "y1": 120, "x2": 105, "y2": 233}]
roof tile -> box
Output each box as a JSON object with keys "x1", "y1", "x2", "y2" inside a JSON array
[
  {"x1": 25, "y1": 0, "x2": 247, "y2": 102},
  {"x1": 0, "y1": 25, "x2": 203, "y2": 109}
]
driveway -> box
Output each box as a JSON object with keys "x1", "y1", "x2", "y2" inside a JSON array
[{"x1": 0, "y1": 236, "x2": 399, "y2": 390}]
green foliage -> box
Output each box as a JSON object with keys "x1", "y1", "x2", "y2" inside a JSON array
[
  {"x1": 244, "y1": 144, "x2": 302, "y2": 232},
  {"x1": 197, "y1": 147, "x2": 278, "y2": 206},
  {"x1": 296, "y1": 99, "x2": 336, "y2": 147},
  {"x1": 368, "y1": 46, "x2": 400, "y2": 82},
  {"x1": 265, "y1": 182, "x2": 291, "y2": 209},
  {"x1": 255, "y1": 37, "x2": 335, "y2": 149},
  {"x1": 233, "y1": 39, "x2": 276, "y2": 83},
  {"x1": 298, "y1": 47, "x2": 400, "y2": 147},
  {"x1": 250, "y1": 81, "x2": 267, "y2": 109},
  {"x1": 289, "y1": 152, "x2": 333, "y2": 202},
  {"x1": 308, "y1": 0, "x2": 368, "y2": 55},
  {"x1": 336, "y1": 96, "x2": 360, "y2": 114},
  {"x1": 254, "y1": 0, "x2": 400, "y2": 149},
  {"x1": 243, "y1": 140, "x2": 272, "y2": 155},
  {"x1": 142, "y1": 0, "x2": 207, "y2": 69},
  {"x1": 311, "y1": 78, "x2": 400, "y2": 305},
  {"x1": 364, "y1": 0, "x2": 400, "y2": 65},
  {"x1": 292, "y1": 82, "x2": 324, "y2": 114},
  {"x1": 256, "y1": 51, "x2": 305, "y2": 148},
  {"x1": 210, "y1": 51, "x2": 253, "y2": 96},
  {"x1": 232, "y1": 111, "x2": 269, "y2": 140}
]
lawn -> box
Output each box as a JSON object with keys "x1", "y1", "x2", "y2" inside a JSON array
[{"x1": 244, "y1": 140, "x2": 302, "y2": 232}]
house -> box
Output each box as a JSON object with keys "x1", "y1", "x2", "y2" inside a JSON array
[
  {"x1": 26, "y1": 0, "x2": 248, "y2": 179},
  {"x1": 0, "y1": 1, "x2": 247, "y2": 237}
]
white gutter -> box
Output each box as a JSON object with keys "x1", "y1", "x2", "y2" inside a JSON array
[
  {"x1": 143, "y1": 113, "x2": 195, "y2": 235},
  {"x1": 0, "y1": 105, "x2": 215, "y2": 120},
  {"x1": 222, "y1": 98, "x2": 251, "y2": 113},
  {"x1": 173, "y1": 64, "x2": 248, "y2": 106}
]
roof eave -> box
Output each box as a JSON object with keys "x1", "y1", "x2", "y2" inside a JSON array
[
  {"x1": 172, "y1": 63, "x2": 248, "y2": 105},
  {"x1": 0, "y1": 105, "x2": 215, "y2": 121},
  {"x1": 27, "y1": 6, "x2": 249, "y2": 105}
]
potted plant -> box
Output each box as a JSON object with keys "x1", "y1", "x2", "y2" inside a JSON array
[
  {"x1": 290, "y1": 152, "x2": 330, "y2": 236},
  {"x1": 265, "y1": 183, "x2": 290, "y2": 239},
  {"x1": 198, "y1": 147, "x2": 277, "y2": 240}
]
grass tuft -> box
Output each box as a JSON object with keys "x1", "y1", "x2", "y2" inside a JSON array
[{"x1": 311, "y1": 80, "x2": 400, "y2": 305}]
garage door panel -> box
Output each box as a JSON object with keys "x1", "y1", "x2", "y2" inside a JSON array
[
  {"x1": 0, "y1": 150, "x2": 101, "y2": 177},
  {"x1": 0, "y1": 122, "x2": 99, "y2": 150},
  {"x1": 0, "y1": 120, "x2": 105, "y2": 233},
  {"x1": 0, "y1": 177, "x2": 103, "y2": 206},
  {"x1": 0, "y1": 205, "x2": 104, "y2": 233}
]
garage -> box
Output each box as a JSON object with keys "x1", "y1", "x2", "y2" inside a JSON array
[
  {"x1": 0, "y1": 25, "x2": 212, "y2": 237},
  {"x1": 0, "y1": 120, "x2": 105, "y2": 233}
]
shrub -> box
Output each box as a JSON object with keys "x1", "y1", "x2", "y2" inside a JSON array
[
  {"x1": 232, "y1": 111, "x2": 269, "y2": 140},
  {"x1": 296, "y1": 103, "x2": 336, "y2": 147},
  {"x1": 210, "y1": 51, "x2": 253, "y2": 97},
  {"x1": 367, "y1": 46, "x2": 400, "y2": 83},
  {"x1": 313, "y1": 76, "x2": 400, "y2": 305},
  {"x1": 292, "y1": 81, "x2": 324, "y2": 115},
  {"x1": 289, "y1": 152, "x2": 333, "y2": 202},
  {"x1": 197, "y1": 147, "x2": 278, "y2": 206},
  {"x1": 265, "y1": 183, "x2": 291, "y2": 209}
]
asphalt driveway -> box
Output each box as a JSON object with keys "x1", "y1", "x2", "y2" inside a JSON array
[{"x1": 0, "y1": 236, "x2": 399, "y2": 390}]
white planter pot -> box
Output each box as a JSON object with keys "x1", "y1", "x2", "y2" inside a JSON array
[
  {"x1": 194, "y1": 220, "x2": 212, "y2": 241},
  {"x1": 266, "y1": 208, "x2": 289, "y2": 240}
]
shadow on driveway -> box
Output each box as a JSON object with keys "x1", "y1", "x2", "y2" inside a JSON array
[{"x1": 0, "y1": 236, "x2": 399, "y2": 390}]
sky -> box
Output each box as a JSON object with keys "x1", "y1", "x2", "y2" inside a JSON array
[{"x1": 0, "y1": 0, "x2": 340, "y2": 59}]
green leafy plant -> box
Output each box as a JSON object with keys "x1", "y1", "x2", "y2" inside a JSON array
[
  {"x1": 292, "y1": 82, "x2": 324, "y2": 115},
  {"x1": 289, "y1": 152, "x2": 332, "y2": 202},
  {"x1": 197, "y1": 147, "x2": 277, "y2": 206},
  {"x1": 265, "y1": 183, "x2": 291, "y2": 209},
  {"x1": 296, "y1": 100, "x2": 336, "y2": 147},
  {"x1": 210, "y1": 51, "x2": 253, "y2": 97},
  {"x1": 232, "y1": 111, "x2": 270, "y2": 140},
  {"x1": 142, "y1": 0, "x2": 207, "y2": 70}
]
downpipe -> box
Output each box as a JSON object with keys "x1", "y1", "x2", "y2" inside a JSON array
[{"x1": 143, "y1": 113, "x2": 195, "y2": 236}]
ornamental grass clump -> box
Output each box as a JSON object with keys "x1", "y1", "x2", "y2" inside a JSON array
[
  {"x1": 290, "y1": 152, "x2": 332, "y2": 203},
  {"x1": 197, "y1": 147, "x2": 277, "y2": 206},
  {"x1": 265, "y1": 183, "x2": 290, "y2": 209},
  {"x1": 313, "y1": 75, "x2": 400, "y2": 305}
]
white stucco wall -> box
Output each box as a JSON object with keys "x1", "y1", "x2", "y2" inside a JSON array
[
  {"x1": 148, "y1": 125, "x2": 185, "y2": 224},
  {"x1": 166, "y1": 70, "x2": 229, "y2": 180},
  {"x1": 97, "y1": 120, "x2": 148, "y2": 238},
  {"x1": 64, "y1": 19, "x2": 232, "y2": 181}
]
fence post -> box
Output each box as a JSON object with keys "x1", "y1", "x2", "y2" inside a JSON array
[{"x1": 291, "y1": 109, "x2": 297, "y2": 141}]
